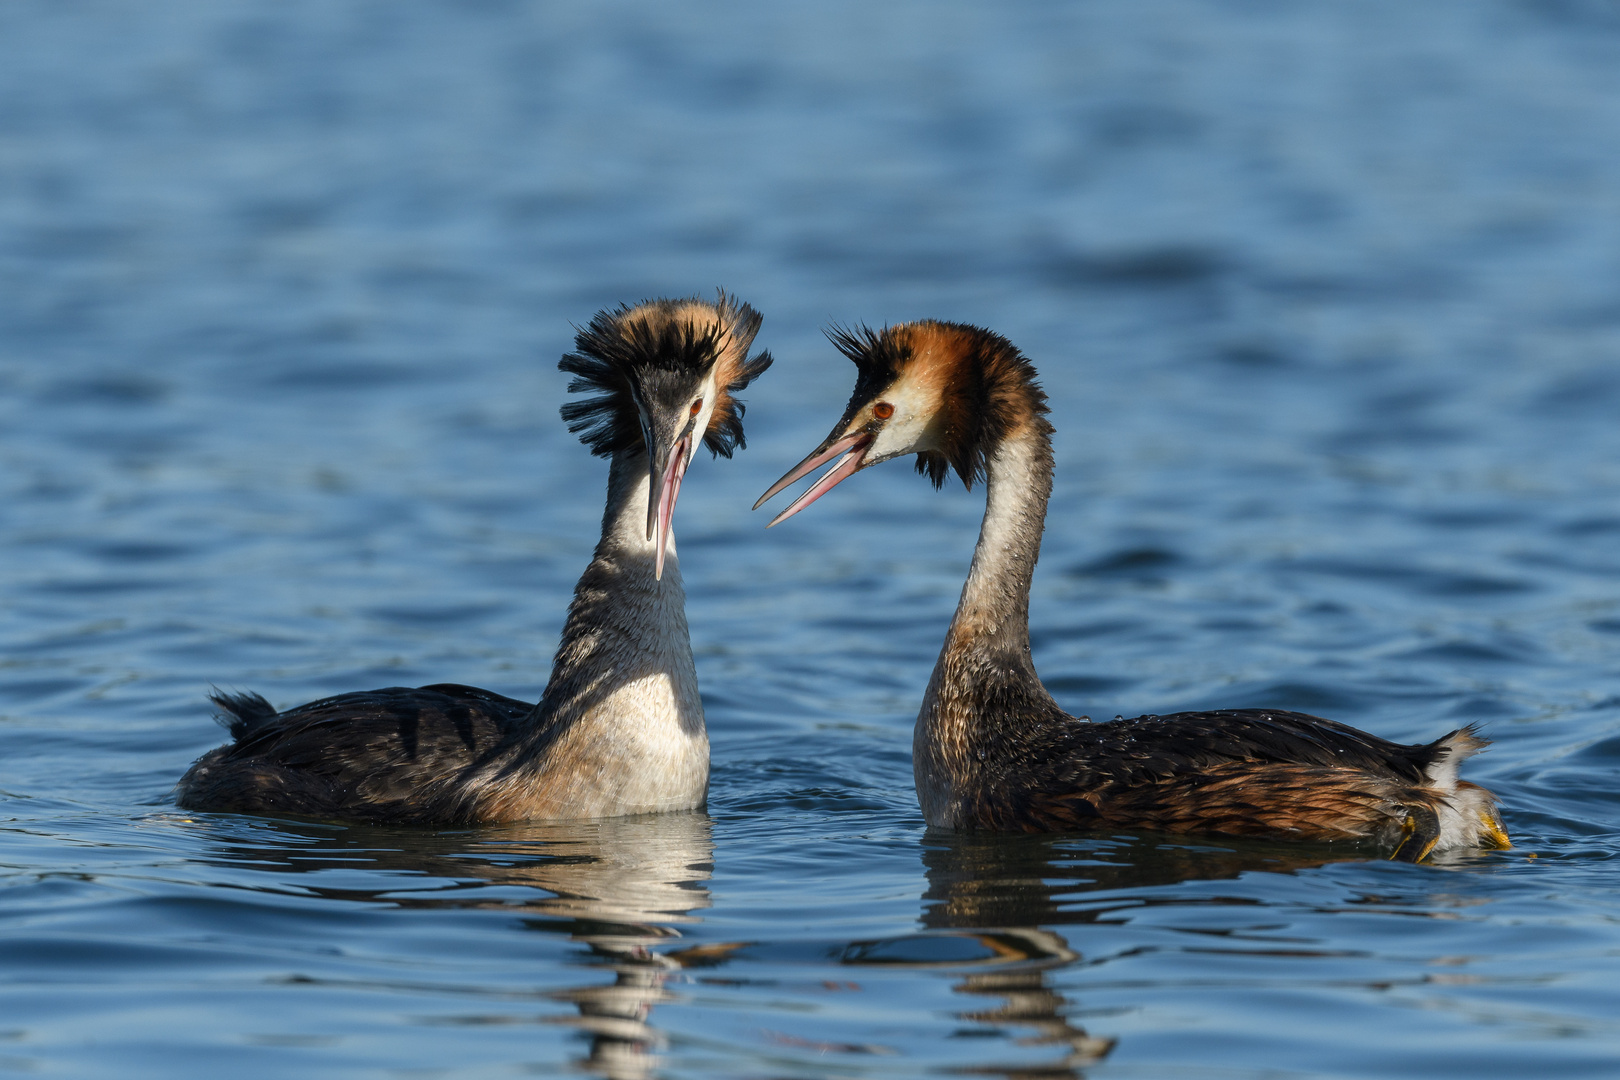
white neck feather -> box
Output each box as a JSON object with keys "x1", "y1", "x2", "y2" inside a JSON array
[
  {"x1": 948, "y1": 424, "x2": 1052, "y2": 651},
  {"x1": 914, "y1": 422, "x2": 1054, "y2": 827},
  {"x1": 516, "y1": 451, "x2": 708, "y2": 817}
]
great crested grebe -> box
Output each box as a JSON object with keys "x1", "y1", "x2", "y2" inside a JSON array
[
  {"x1": 757, "y1": 321, "x2": 1509, "y2": 861},
  {"x1": 177, "y1": 294, "x2": 772, "y2": 824}
]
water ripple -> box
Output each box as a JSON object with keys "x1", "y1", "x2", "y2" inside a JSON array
[{"x1": 2, "y1": 1, "x2": 1620, "y2": 1077}]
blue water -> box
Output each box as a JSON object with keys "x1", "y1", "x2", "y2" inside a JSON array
[{"x1": 3, "y1": 1, "x2": 1620, "y2": 1076}]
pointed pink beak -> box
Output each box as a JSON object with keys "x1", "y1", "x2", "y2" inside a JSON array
[
  {"x1": 653, "y1": 433, "x2": 691, "y2": 581},
  {"x1": 753, "y1": 431, "x2": 873, "y2": 527}
]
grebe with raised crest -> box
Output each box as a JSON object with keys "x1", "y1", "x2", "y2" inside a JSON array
[{"x1": 178, "y1": 294, "x2": 771, "y2": 824}]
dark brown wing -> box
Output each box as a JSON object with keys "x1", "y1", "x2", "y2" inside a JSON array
[
  {"x1": 1060, "y1": 709, "x2": 1445, "y2": 787},
  {"x1": 978, "y1": 708, "x2": 1456, "y2": 838},
  {"x1": 175, "y1": 684, "x2": 535, "y2": 823}
]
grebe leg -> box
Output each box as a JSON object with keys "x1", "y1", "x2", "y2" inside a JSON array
[{"x1": 1390, "y1": 805, "x2": 1442, "y2": 863}]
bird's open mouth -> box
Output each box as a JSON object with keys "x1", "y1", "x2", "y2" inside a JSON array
[{"x1": 757, "y1": 431, "x2": 873, "y2": 527}]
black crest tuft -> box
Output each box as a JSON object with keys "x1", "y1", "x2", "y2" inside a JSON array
[
  {"x1": 703, "y1": 306, "x2": 772, "y2": 459},
  {"x1": 559, "y1": 292, "x2": 770, "y2": 459},
  {"x1": 826, "y1": 323, "x2": 905, "y2": 404}
]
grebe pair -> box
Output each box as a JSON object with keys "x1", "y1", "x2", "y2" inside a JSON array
[{"x1": 178, "y1": 303, "x2": 1508, "y2": 860}]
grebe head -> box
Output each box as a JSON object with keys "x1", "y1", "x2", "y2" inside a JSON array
[
  {"x1": 754, "y1": 320, "x2": 1043, "y2": 526},
  {"x1": 561, "y1": 292, "x2": 772, "y2": 577}
]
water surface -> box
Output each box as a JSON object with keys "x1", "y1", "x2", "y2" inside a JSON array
[{"x1": 2, "y1": 2, "x2": 1620, "y2": 1076}]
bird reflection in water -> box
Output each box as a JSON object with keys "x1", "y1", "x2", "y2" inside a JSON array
[
  {"x1": 196, "y1": 813, "x2": 1353, "y2": 1078},
  {"x1": 511, "y1": 813, "x2": 728, "y2": 1079},
  {"x1": 201, "y1": 811, "x2": 721, "y2": 1080},
  {"x1": 840, "y1": 924, "x2": 1110, "y2": 1078},
  {"x1": 839, "y1": 830, "x2": 1345, "y2": 1078}
]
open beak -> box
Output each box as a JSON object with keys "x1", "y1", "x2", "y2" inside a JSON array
[
  {"x1": 753, "y1": 430, "x2": 873, "y2": 528},
  {"x1": 647, "y1": 420, "x2": 697, "y2": 581}
]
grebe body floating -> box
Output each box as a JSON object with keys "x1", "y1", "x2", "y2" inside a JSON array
[
  {"x1": 758, "y1": 321, "x2": 1508, "y2": 861},
  {"x1": 178, "y1": 294, "x2": 771, "y2": 824}
]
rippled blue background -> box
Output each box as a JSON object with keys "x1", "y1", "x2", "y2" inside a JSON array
[{"x1": 3, "y1": 2, "x2": 1619, "y2": 1076}]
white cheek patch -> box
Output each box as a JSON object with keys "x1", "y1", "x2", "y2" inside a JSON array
[
  {"x1": 688, "y1": 370, "x2": 722, "y2": 464},
  {"x1": 868, "y1": 380, "x2": 942, "y2": 461}
]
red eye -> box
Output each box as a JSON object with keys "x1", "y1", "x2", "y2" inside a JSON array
[
  {"x1": 872, "y1": 401, "x2": 895, "y2": 420},
  {"x1": 690, "y1": 399, "x2": 703, "y2": 416}
]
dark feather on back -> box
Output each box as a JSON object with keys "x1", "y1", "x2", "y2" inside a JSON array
[
  {"x1": 210, "y1": 689, "x2": 279, "y2": 741},
  {"x1": 181, "y1": 685, "x2": 537, "y2": 824}
]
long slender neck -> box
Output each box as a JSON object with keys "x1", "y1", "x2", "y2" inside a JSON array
[
  {"x1": 465, "y1": 449, "x2": 706, "y2": 821},
  {"x1": 536, "y1": 449, "x2": 698, "y2": 730},
  {"x1": 915, "y1": 414, "x2": 1056, "y2": 827},
  {"x1": 945, "y1": 420, "x2": 1053, "y2": 657}
]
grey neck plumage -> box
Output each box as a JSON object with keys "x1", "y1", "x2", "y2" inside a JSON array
[
  {"x1": 459, "y1": 448, "x2": 708, "y2": 821},
  {"x1": 538, "y1": 450, "x2": 699, "y2": 727},
  {"x1": 914, "y1": 418, "x2": 1058, "y2": 827},
  {"x1": 947, "y1": 421, "x2": 1054, "y2": 657}
]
